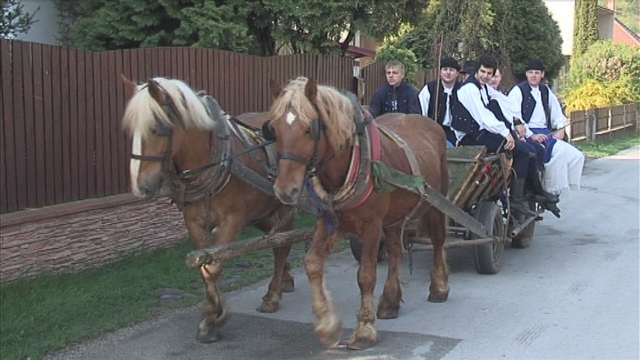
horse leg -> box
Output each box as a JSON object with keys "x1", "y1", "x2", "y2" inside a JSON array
[
  {"x1": 188, "y1": 217, "x2": 243, "y2": 343},
  {"x1": 348, "y1": 219, "x2": 382, "y2": 350},
  {"x1": 426, "y1": 208, "x2": 450, "y2": 302},
  {"x1": 376, "y1": 226, "x2": 403, "y2": 319},
  {"x1": 306, "y1": 218, "x2": 343, "y2": 347},
  {"x1": 256, "y1": 211, "x2": 294, "y2": 313},
  {"x1": 257, "y1": 244, "x2": 293, "y2": 313}
]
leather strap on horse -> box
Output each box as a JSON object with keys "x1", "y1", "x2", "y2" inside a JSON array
[
  {"x1": 166, "y1": 95, "x2": 233, "y2": 211},
  {"x1": 305, "y1": 106, "x2": 378, "y2": 212}
]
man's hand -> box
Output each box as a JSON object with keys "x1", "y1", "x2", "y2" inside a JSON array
[
  {"x1": 530, "y1": 133, "x2": 548, "y2": 143},
  {"x1": 504, "y1": 133, "x2": 516, "y2": 151},
  {"x1": 553, "y1": 129, "x2": 565, "y2": 140},
  {"x1": 514, "y1": 124, "x2": 526, "y2": 140}
]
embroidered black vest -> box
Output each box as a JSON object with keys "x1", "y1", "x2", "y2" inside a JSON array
[
  {"x1": 426, "y1": 81, "x2": 457, "y2": 126},
  {"x1": 517, "y1": 82, "x2": 551, "y2": 129},
  {"x1": 451, "y1": 77, "x2": 483, "y2": 136}
]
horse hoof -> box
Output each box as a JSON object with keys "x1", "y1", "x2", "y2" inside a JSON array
[
  {"x1": 427, "y1": 292, "x2": 449, "y2": 303},
  {"x1": 347, "y1": 329, "x2": 377, "y2": 350},
  {"x1": 196, "y1": 327, "x2": 221, "y2": 343},
  {"x1": 376, "y1": 307, "x2": 399, "y2": 319},
  {"x1": 316, "y1": 315, "x2": 343, "y2": 348},
  {"x1": 256, "y1": 300, "x2": 279, "y2": 313},
  {"x1": 281, "y1": 279, "x2": 295, "y2": 293}
]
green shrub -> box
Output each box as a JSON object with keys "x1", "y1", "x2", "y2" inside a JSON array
[
  {"x1": 375, "y1": 44, "x2": 420, "y2": 87},
  {"x1": 563, "y1": 41, "x2": 640, "y2": 111}
]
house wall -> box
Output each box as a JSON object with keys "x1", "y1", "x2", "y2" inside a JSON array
[
  {"x1": 597, "y1": 9, "x2": 615, "y2": 39},
  {"x1": 15, "y1": 0, "x2": 61, "y2": 45},
  {"x1": 544, "y1": 0, "x2": 576, "y2": 56}
]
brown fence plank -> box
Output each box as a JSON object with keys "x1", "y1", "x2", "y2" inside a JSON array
[
  {"x1": 115, "y1": 49, "x2": 128, "y2": 193},
  {"x1": 60, "y1": 46, "x2": 72, "y2": 202},
  {"x1": 93, "y1": 52, "x2": 104, "y2": 196},
  {"x1": 12, "y1": 41, "x2": 27, "y2": 210},
  {"x1": 99, "y1": 52, "x2": 112, "y2": 195},
  {"x1": 107, "y1": 50, "x2": 119, "y2": 194},
  {"x1": 31, "y1": 44, "x2": 49, "y2": 207},
  {"x1": 40, "y1": 44, "x2": 55, "y2": 205},
  {"x1": 84, "y1": 50, "x2": 96, "y2": 198},
  {"x1": 1, "y1": 40, "x2": 16, "y2": 212},
  {"x1": 76, "y1": 49, "x2": 88, "y2": 200},
  {"x1": 50, "y1": 45, "x2": 65, "y2": 203},
  {"x1": 20, "y1": 42, "x2": 38, "y2": 208},
  {"x1": 69, "y1": 48, "x2": 80, "y2": 201}
]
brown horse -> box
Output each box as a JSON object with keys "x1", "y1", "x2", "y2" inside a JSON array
[
  {"x1": 266, "y1": 77, "x2": 450, "y2": 349},
  {"x1": 120, "y1": 75, "x2": 296, "y2": 343}
]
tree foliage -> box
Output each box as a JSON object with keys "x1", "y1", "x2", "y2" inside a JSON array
[
  {"x1": 54, "y1": 0, "x2": 427, "y2": 56},
  {"x1": 375, "y1": 44, "x2": 420, "y2": 86},
  {"x1": 573, "y1": 0, "x2": 599, "y2": 57},
  {"x1": 563, "y1": 41, "x2": 640, "y2": 111},
  {"x1": 389, "y1": 0, "x2": 564, "y2": 87},
  {"x1": 1, "y1": 0, "x2": 39, "y2": 39}
]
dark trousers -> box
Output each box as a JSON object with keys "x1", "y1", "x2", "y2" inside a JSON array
[
  {"x1": 525, "y1": 138, "x2": 546, "y2": 171},
  {"x1": 460, "y1": 130, "x2": 537, "y2": 179}
]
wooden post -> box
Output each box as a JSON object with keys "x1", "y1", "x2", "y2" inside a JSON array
[{"x1": 590, "y1": 111, "x2": 597, "y2": 141}]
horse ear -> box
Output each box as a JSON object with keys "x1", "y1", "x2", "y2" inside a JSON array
[
  {"x1": 147, "y1": 79, "x2": 166, "y2": 103},
  {"x1": 305, "y1": 78, "x2": 318, "y2": 103},
  {"x1": 120, "y1": 74, "x2": 137, "y2": 98},
  {"x1": 269, "y1": 78, "x2": 282, "y2": 99}
]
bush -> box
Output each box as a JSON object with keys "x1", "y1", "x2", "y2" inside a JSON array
[
  {"x1": 563, "y1": 41, "x2": 640, "y2": 111},
  {"x1": 375, "y1": 44, "x2": 420, "y2": 86},
  {"x1": 563, "y1": 79, "x2": 636, "y2": 112}
]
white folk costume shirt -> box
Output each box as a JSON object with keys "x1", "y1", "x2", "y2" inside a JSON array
[
  {"x1": 418, "y1": 83, "x2": 454, "y2": 126},
  {"x1": 508, "y1": 85, "x2": 567, "y2": 136},
  {"x1": 508, "y1": 83, "x2": 583, "y2": 195},
  {"x1": 456, "y1": 81, "x2": 521, "y2": 139}
]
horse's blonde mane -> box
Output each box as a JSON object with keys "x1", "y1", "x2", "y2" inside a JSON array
[
  {"x1": 122, "y1": 77, "x2": 215, "y2": 138},
  {"x1": 269, "y1": 77, "x2": 355, "y2": 151}
]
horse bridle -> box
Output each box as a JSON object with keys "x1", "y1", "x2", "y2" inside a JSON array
[
  {"x1": 129, "y1": 87, "x2": 184, "y2": 170},
  {"x1": 262, "y1": 117, "x2": 324, "y2": 177}
]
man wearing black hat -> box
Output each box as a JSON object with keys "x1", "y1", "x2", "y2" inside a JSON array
[
  {"x1": 450, "y1": 54, "x2": 559, "y2": 217},
  {"x1": 418, "y1": 56, "x2": 462, "y2": 146},
  {"x1": 459, "y1": 60, "x2": 478, "y2": 82},
  {"x1": 508, "y1": 58, "x2": 585, "y2": 214}
]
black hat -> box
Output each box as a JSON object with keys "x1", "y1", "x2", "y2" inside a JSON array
[
  {"x1": 461, "y1": 60, "x2": 478, "y2": 74},
  {"x1": 440, "y1": 56, "x2": 460, "y2": 71},
  {"x1": 525, "y1": 58, "x2": 545, "y2": 71}
]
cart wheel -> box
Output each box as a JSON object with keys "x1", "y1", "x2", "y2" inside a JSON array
[
  {"x1": 511, "y1": 201, "x2": 537, "y2": 249},
  {"x1": 472, "y1": 201, "x2": 505, "y2": 274},
  {"x1": 348, "y1": 235, "x2": 386, "y2": 263}
]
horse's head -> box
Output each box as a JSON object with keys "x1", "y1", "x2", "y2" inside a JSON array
[
  {"x1": 266, "y1": 77, "x2": 355, "y2": 204},
  {"x1": 120, "y1": 75, "x2": 216, "y2": 199}
]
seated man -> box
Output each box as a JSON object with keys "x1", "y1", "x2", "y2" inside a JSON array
[
  {"x1": 368, "y1": 59, "x2": 421, "y2": 118},
  {"x1": 450, "y1": 54, "x2": 558, "y2": 217},
  {"x1": 418, "y1": 56, "x2": 462, "y2": 147},
  {"x1": 508, "y1": 59, "x2": 585, "y2": 204}
]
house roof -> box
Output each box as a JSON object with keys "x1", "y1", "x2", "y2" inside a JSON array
[
  {"x1": 613, "y1": 18, "x2": 640, "y2": 46},
  {"x1": 344, "y1": 45, "x2": 376, "y2": 59}
]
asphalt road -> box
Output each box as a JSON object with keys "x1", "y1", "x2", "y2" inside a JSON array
[{"x1": 45, "y1": 146, "x2": 640, "y2": 360}]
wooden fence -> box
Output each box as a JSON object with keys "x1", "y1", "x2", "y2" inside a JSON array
[
  {"x1": 567, "y1": 103, "x2": 639, "y2": 142},
  {"x1": 1, "y1": 39, "x2": 374, "y2": 214}
]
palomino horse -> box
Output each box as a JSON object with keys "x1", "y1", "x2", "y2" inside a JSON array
[
  {"x1": 121, "y1": 76, "x2": 296, "y2": 342},
  {"x1": 266, "y1": 77, "x2": 449, "y2": 349}
]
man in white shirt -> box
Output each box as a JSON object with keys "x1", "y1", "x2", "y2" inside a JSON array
[
  {"x1": 508, "y1": 59, "x2": 585, "y2": 201},
  {"x1": 450, "y1": 54, "x2": 559, "y2": 217},
  {"x1": 418, "y1": 56, "x2": 461, "y2": 146}
]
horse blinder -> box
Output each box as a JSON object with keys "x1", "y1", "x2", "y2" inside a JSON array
[{"x1": 261, "y1": 120, "x2": 277, "y2": 141}]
